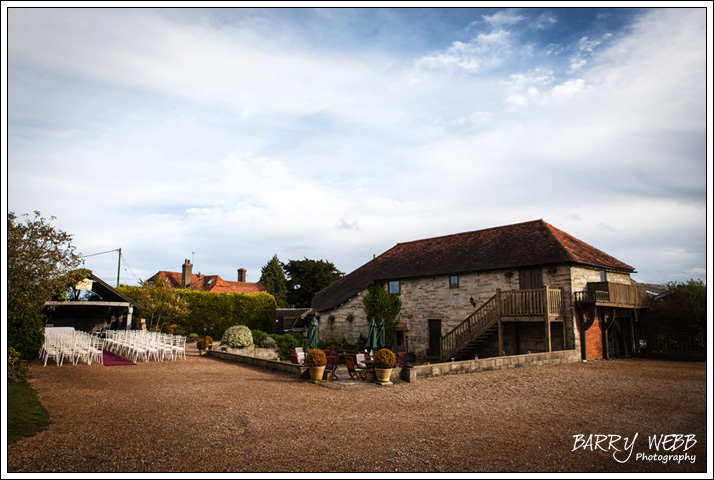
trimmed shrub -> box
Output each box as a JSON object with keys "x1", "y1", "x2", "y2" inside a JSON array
[
  {"x1": 273, "y1": 333, "x2": 303, "y2": 360},
  {"x1": 221, "y1": 325, "x2": 253, "y2": 348},
  {"x1": 306, "y1": 349, "x2": 327, "y2": 367},
  {"x1": 251, "y1": 330, "x2": 269, "y2": 347},
  {"x1": 260, "y1": 337, "x2": 277, "y2": 349},
  {"x1": 374, "y1": 348, "x2": 397, "y2": 369}
]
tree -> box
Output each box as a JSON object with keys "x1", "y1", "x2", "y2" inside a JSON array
[
  {"x1": 283, "y1": 258, "x2": 344, "y2": 308},
  {"x1": 126, "y1": 278, "x2": 190, "y2": 332},
  {"x1": 259, "y1": 254, "x2": 289, "y2": 308},
  {"x1": 362, "y1": 282, "x2": 402, "y2": 347},
  {"x1": 7, "y1": 211, "x2": 84, "y2": 359},
  {"x1": 645, "y1": 279, "x2": 707, "y2": 350}
]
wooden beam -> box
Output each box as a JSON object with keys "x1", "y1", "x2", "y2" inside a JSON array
[
  {"x1": 544, "y1": 286, "x2": 551, "y2": 352},
  {"x1": 44, "y1": 301, "x2": 132, "y2": 307},
  {"x1": 498, "y1": 319, "x2": 504, "y2": 356}
]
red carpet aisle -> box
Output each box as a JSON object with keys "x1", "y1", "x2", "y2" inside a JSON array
[{"x1": 102, "y1": 350, "x2": 136, "y2": 366}]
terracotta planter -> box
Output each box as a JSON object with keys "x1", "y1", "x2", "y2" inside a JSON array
[
  {"x1": 375, "y1": 368, "x2": 393, "y2": 383},
  {"x1": 309, "y1": 365, "x2": 326, "y2": 381}
]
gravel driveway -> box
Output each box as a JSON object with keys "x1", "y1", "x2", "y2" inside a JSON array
[{"x1": 7, "y1": 345, "x2": 707, "y2": 473}]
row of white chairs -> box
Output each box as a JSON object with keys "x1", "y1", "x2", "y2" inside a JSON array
[
  {"x1": 104, "y1": 330, "x2": 187, "y2": 363},
  {"x1": 40, "y1": 330, "x2": 105, "y2": 367}
]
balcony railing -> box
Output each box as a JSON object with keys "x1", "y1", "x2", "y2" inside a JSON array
[{"x1": 574, "y1": 282, "x2": 650, "y2": 308}]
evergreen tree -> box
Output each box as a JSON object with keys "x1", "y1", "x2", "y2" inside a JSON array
[
  {"x1": 259, "y1": 254, "x2": 289, "y2": 308},
  {"x1": 284, "y1": 258, "x2": 343, "y2": 308},
  {"x1": 362, "y1": 282, "x2": 402, "y2": 347}
]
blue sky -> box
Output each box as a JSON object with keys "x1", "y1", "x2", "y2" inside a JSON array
[{"x1": 4, "y1": 6, "x2": 710, "y2": 287}]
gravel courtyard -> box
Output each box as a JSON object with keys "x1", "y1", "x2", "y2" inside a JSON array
[{"x1": 7, "y1": 347, "x2": 707, "y2": 473}]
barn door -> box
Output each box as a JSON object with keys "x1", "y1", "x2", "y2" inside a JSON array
[
  {"x1": 428, "y1": 319, "x2": 442, "y2": 358},
  {"x1": 519, "y1": 267, "x2": 543, "y2": 290}
]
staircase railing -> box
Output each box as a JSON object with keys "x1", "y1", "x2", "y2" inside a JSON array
[
  {"x1": 439, "y1": 287, "x2": 564, "y2": 362},
  {"x1": 440, "y1": 293, "x2": 500, "y2": 362}
]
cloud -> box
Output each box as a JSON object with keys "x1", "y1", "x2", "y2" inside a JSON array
[{"x1": 7, "y1": 8, "x2": 707, "y2": 286}]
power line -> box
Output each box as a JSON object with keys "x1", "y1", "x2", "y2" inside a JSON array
[
  {"x1": 119, "y1": 253, "x2": 143, "y2": 285},
  {"x1": 81, "y1": 248, "x2": 120, "y2": 258}
]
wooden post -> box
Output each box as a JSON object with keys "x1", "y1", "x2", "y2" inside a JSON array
[
  {"x1": 578, "y1": 309, "x2": 587, "y2": 360},
  {"x1": 544, "y1": 286, "x2": 552, "y2": 352},
  {"x1": 561, "y1": 287, "x2": 567, "y2": 350},
  {"x1": 498, "y1": 319, "x2": 504, "y2": 356},
  {"x1": 496, "y1": 289, "x2": 503, "y2": 355},
  {"x1": 602, "y1": 308, "x2": 616, "y2": 360},
  {"x1": 629, "y1": 309, "x2": 638, "y2": 354},
  {"x1": 601, "y1": 308, "x2": 609, "y2": 360}
]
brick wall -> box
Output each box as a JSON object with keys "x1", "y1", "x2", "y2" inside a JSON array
[{"x1": 584, "y1": 314, "x2": 604, "y2": 360}]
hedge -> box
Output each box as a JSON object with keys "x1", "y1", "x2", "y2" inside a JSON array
[{"x1": 120, "y1": 287, "x2": 277, "y2": 339}]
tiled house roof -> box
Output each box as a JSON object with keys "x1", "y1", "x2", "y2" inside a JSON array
[
  {"x1": 150, "y1": 271, "x2": 268, "y2": 295},
  {"x1": 312, "y1": 219, "x2": 634, "y2": 312}
]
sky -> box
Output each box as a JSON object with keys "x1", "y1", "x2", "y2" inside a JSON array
[{"x1": 3, "y1": 5, "x2": 711, "y2": 288}]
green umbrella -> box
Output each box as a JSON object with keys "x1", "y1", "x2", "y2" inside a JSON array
[
  {"x1": 366, "y1": 319, "x2": 377, "y2": 351},
  {"x1": 376, "y1": 319, "x2": 385, "y2": 350},
  {"x1": 308, "y1": 318, "x2": 319, "y2": 350}
]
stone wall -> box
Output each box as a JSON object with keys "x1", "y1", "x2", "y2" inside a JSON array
[
  {"x1": 402, "y1": 349, "x2": 580, "y2": 382},
  {"x1": 208, "y1": 350, "x2": 308, "y2": 377}
]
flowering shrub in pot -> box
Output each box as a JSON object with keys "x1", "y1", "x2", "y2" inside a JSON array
[
  {"x1": 373, "y1": 348, "x2": 396, "y2": 383},
  {"x1": 306, "y1": 349, "x2": 327, "y2": 381},
  {"x1": 374, "y1": 348, "x2": 396, "y2": 369}
]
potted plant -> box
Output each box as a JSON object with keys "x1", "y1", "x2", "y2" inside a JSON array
[
  {"x1": 373, "y1": 348, "x2": 397, "y2": 383},
  {"x1": 306, "y1": 349, "x2": 327, "y2": 381},
  {"x1": 197, "y1": 335, "x2": 213, "y2": 356}
]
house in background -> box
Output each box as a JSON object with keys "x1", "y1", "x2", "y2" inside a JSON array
[
  {"x1": 148, "y1": 260, "x2": 268, "y2": 295},
  {"x1": 312, "y1": 219, "x2": 651, "y2": 362},
  {"x1": 43, "y1": 273, "x2": 141, "y2": 332}
]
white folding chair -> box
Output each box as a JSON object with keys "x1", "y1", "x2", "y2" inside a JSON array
[{"x1": 172, "y1": 335, "x2": 187, "y2": 360}]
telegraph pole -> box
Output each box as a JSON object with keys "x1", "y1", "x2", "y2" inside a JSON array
[
  {"x1": 117, "y1": 248, "x2": 122, "y2": 287},
  {"x1": 81, "y1": 248, "x2": 122, "y2": 287}
]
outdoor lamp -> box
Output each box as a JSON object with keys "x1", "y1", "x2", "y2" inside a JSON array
[
  {"x1": 404, "y1": 324, "x2": 411, "y2": 368},
  {"x1": 470, "y1": 297, "x2": 476, "y2": 308}
]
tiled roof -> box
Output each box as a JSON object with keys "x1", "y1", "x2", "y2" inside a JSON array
[
  {"x1": 150, "y1": 271, "x2": 268, "y2": 295},
  {"x1": 312, "y1": 219, "x2": 634, "y2": 312}
]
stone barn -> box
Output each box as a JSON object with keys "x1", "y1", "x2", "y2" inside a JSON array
[{"x1": 312, "y1": 219, "x2": 650, "y2": 361}]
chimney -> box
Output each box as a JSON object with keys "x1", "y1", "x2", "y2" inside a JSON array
[
  {"x1": 237, "y1": 268, "x2": 247, "y2": 283},
  {"x1": 182, "y1": 260, "x2": 193, "y2": 288}
]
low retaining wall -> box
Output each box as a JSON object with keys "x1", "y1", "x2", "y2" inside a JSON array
[
  {"x1": 208, "y1": 349, "x2": 581, "y2": 383},
  {"x1": 401, "y1": 350, "x2": 580, "y2": 382},
  {"x1": 208, "y1": 350, "x2": 308, "y2": 378}
]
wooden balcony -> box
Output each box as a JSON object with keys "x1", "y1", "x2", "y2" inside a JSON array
[{"x1": 573, "y1": 282, "x2": 650, "y2": 309}]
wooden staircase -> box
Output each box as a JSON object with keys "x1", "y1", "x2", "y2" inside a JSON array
[
  {"x1": 440, "y1": 287, "x2": 565, "y2": 362},
  {"x1": 440, "y1": 293, "x2": 501, "y2": 362}
]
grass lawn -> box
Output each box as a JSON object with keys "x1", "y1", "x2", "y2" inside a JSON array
[{"x1": 7, "y1": 381, "x2": 50, "y2": 444}]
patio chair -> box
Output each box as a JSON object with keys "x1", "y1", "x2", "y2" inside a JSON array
[
  {"x1": 345, "y1": 356, "x2": 367, "y2": 381},
  {"x1": 356, "y1": 353, "x2": 367, "y2": 367},
  {"x1": 326, "y1": 353, "x2": 339, "y2": 380},
  {"x1": 396, "y1": 351, "x2": 407, "y2": 367}
]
